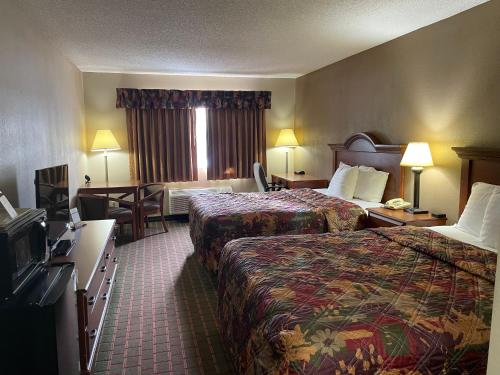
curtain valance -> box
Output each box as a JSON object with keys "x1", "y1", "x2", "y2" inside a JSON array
[{"x1": 116, "y1": 88, "x2": 271, "y2": 110}]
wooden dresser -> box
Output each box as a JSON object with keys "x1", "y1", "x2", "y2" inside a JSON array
[{"x1": 51, "y1": 220, "x2": 117, "y2": 374}]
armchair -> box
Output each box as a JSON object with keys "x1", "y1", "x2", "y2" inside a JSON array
[{"x1": 78, "y1": 193, "x2": 138, "y2": 241}]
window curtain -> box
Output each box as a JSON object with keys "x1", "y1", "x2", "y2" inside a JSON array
[
  {"x1": 207, "y1": 108, "x2": 267, "y2": 180},
  {"x1": 126, "y1": 108, "x2": 198, "y2": 182},
  {"x1": 117, "y1": 88, "x2": 271, "y2": 182}
]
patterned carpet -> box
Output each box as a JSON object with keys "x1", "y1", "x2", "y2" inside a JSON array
[{"x1": 92, "y1": 221, "x2": 235, "y2": 375}]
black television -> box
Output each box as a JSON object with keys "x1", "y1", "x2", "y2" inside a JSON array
[{"x1": 35, "y1": 164, "x2": 69, "y2": 244}]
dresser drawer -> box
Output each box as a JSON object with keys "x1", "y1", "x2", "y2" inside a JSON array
[
  {"x1": 86, "y1": 262, "x2": 117, "y2": 361},
  {"x1": 85, "y1": 239, "x2": 115, "y2": 315}
]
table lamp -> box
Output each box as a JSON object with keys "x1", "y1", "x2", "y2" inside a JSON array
[
  {"x1": 400, "y1": 142, "x2": 434, "y2": 214},
  {"x1": 91, "y1": 130, "x2": 121, "y2": 184},
  {"x1": 275, "y1": 128, "x2": 299, "y2": 174}
]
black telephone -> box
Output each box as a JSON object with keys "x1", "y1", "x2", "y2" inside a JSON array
[{"x1": 294, "y1": 170, "x2": 305, "y2": 175}]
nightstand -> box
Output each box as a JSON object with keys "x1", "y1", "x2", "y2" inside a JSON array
[
  {"x1": 367, "y1": 207, "x2": 447, "y2": 227},
  {"x1": 271, "y1": 173, "x2": 329, "y2": 189}
]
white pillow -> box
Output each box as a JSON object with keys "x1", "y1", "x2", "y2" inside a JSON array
[
  {"x1": 359, "y1": 165, "x2": 376, "y2": 172},
  {"x1": 327, "y1": 162, "x2": 359, "y2": 199},
  {"x1": 457, "y1": 182, "x2": 497, "y2": 236},
  {"x1": 354, "y1": 167, "x2": 389, "y2": 203},
  {"x1": 480, "y1": 187, "x2": 500, "y2": 250}
]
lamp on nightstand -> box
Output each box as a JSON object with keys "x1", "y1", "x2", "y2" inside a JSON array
[
  {"x1": 400, "y1": 142, "x2": 434, "y2": 214},
  {"x1": 91, "y1": 129, "x2": 121, "y2": 184},
  {"x1": 275, "y1": 128, "x2": 299, "y2": 174}
]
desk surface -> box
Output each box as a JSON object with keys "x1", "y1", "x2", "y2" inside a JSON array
[
  {"x1": 51, "y1": 220, "x2": 115, "y2": 290},
  {"x1": 271, "y1": 173, "x2": 328, "y2": 182},
  {"x1": 80, "y1": 180, "x2": 140, "y2": 190}
]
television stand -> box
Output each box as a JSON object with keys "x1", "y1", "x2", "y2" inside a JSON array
[{"x1": 50, "y1": 219, "x2": 117, "y2": 374}]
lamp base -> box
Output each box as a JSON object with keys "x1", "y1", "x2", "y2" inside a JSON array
[{"x1": 404, "y1": 207, "x2": 428, "y2": 214}]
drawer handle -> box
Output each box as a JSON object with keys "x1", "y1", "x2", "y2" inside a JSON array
[
  {"x1": 100, "y1": 265, "x2": 107, "y2": 272},
  {"x1": 105, "y1": 253, "x2": 110, "y2": 259},
  {"x1": 106, "y1": 277, "x2": 112, "y2": 285},
  {"x1": 89, "y1": 329, "x2": 97, "y2": 339},
  {"x1": 88, "y1": 296, "x2": 96, "y2": 306},
  {"x1": 102, "y1": 292, "x2": 108, "y2": 300},
  {"x1": 113, "y1": 257, "x2": 118, "y2": 263}
]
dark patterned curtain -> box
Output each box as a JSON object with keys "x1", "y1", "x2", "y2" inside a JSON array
[
  {"x1": 126, "y1": 108, "x2": 198, "y2": 182},
  {"x1": 207, "y1": 109, "x2": 267, "y2": 180},
  {"x1": 118, "y1": 88, "x2": 271, "y2": 182},
  {"x1": 117, "y1": 88, "x2": 271, "y2": 110}
]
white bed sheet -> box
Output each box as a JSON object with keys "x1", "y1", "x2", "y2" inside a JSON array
[
  {"x1": 429, "y1": 224, "x2": 497, "y2": 253},
  {"x1": 314, "y1": 188, "x2": 384, "y2": 212}
]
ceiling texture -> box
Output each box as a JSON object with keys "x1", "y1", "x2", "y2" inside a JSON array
[{"x1": 19, "y1": 0, "x2": 487, "y2": 77}]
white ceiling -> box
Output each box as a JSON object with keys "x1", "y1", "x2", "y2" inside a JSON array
[{"x1": 19, "y1": 0, "x2": 487, "y2": 78}]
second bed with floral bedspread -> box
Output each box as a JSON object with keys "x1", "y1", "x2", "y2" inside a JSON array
[
  {"x1": 217, "y1": 226, "x2": 496, "y2": 374},
  {"x1": 189, "y1": 188, "x2": 366, "y2": 272}
]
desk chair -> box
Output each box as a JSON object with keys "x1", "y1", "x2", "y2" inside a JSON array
[{"x1": 253, "y1": 162, "x2": 284, "y2": 192}]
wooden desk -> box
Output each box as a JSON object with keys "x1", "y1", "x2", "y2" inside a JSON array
[
  {"x1": 78, "y1": 180, "x2": 141, "y2": 240},
  {"x1": 271, "y1": 173, "x2": 329, "y2": 189},
  {"x1": 78, "y1": 180, "x2": 140, "y2": 195},
  {"x1": 367, "y1": 207, "x2": 447, "y2": 227},
  {"x1": 51, "y1": 220, "x2": 117, "y2": 375}
]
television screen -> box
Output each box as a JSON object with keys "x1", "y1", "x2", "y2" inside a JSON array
[{"x1": 35, "y1": 164, "x2": 69, "y2": 242}]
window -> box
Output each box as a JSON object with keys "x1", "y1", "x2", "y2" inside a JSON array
[{"x1": 195, "y1": 107, "x2": 208, "y2": 172}]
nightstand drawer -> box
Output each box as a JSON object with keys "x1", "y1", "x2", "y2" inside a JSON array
[{"x1": 367, "y1": 214, "x2": 404, "y2": 227}]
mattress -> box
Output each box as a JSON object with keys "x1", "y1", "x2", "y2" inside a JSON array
[{"x1": 314, "y1": 188, "x2": 384, "y2": 212}]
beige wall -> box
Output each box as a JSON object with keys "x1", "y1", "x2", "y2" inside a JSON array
[
  {"x1": 83, "y1": 72, "x2": 296, "y2": 193},
  {"x1": 294, "y1": 0, "x2": 500, "y2": 223},
  {"x1": 0, "y1": 0, "x2": 86, "y2": 208}
]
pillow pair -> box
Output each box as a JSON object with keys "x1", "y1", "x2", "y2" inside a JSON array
[
  {"x1": 457, "y1": 182, "x2": 500, "y2": 250},
  {"x1": 327, "y1": 162, "x2": 388, "y2": 202}
]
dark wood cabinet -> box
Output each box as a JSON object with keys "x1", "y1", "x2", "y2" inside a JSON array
[
  {"x1": 51, "y1": 220, "x2": 117, "y2": 374},
  {"x1": 0, "y1": 264, "x2": 80, "y2": 375}
]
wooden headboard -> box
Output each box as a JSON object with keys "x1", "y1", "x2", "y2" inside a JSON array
[
  {"x1": 452, "y1": 147, "x2": 500, "y2": 215},
  {"x1": 328, "y1": 133, "x2": 406, "y2": 202}
]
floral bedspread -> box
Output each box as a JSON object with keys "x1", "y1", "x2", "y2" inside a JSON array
[
  {"x1": 217, "y1": 226, "x2": 496, "y2": 374},
  {"x1": 189, "y1": 188, "x2": 366, "y2": 272}
]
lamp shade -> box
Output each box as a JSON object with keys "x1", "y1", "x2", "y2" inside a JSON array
[
  {"x1": 91, "y1": 130, "x2": 121, "y2": 151},
  {"x1": 275, "y1": 128, "x2": 299, "y2": 147},
  {"x1": 400, "y1": 142, "x2": 434, "y2": 167}
]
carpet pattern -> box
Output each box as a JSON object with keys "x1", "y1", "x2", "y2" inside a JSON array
[{"x1": 92, "y1": 221, "x2": 235, "y2": 375}]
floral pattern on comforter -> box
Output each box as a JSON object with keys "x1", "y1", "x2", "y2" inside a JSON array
[
  {"x1": 217, "y1": 226, "x2": 496, "y2": 374},
  {"x1": 189, "y1": 188, "x2": 366, "y2": 272}
]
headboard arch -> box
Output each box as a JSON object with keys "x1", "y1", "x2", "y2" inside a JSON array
[
  {"x1": 329, "y1": 133, "x2": 406, "y2": 202},
  {"x1": 452, "y1": 147, "x2": 500, "y2": 215}
]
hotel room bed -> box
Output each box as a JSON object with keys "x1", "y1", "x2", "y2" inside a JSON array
[
  {"x1": 189, "y1": 133, "x2": 405, "y2": 272},
  {"x1": 216, "y1": 147, "x2": 499, "y2": 374},
  {"x1": 189, "y1": 188, "x2": 367, "y2": 271},
  {"x1": 217, "y1": 226, "x2": 496, "y2": 374}
]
